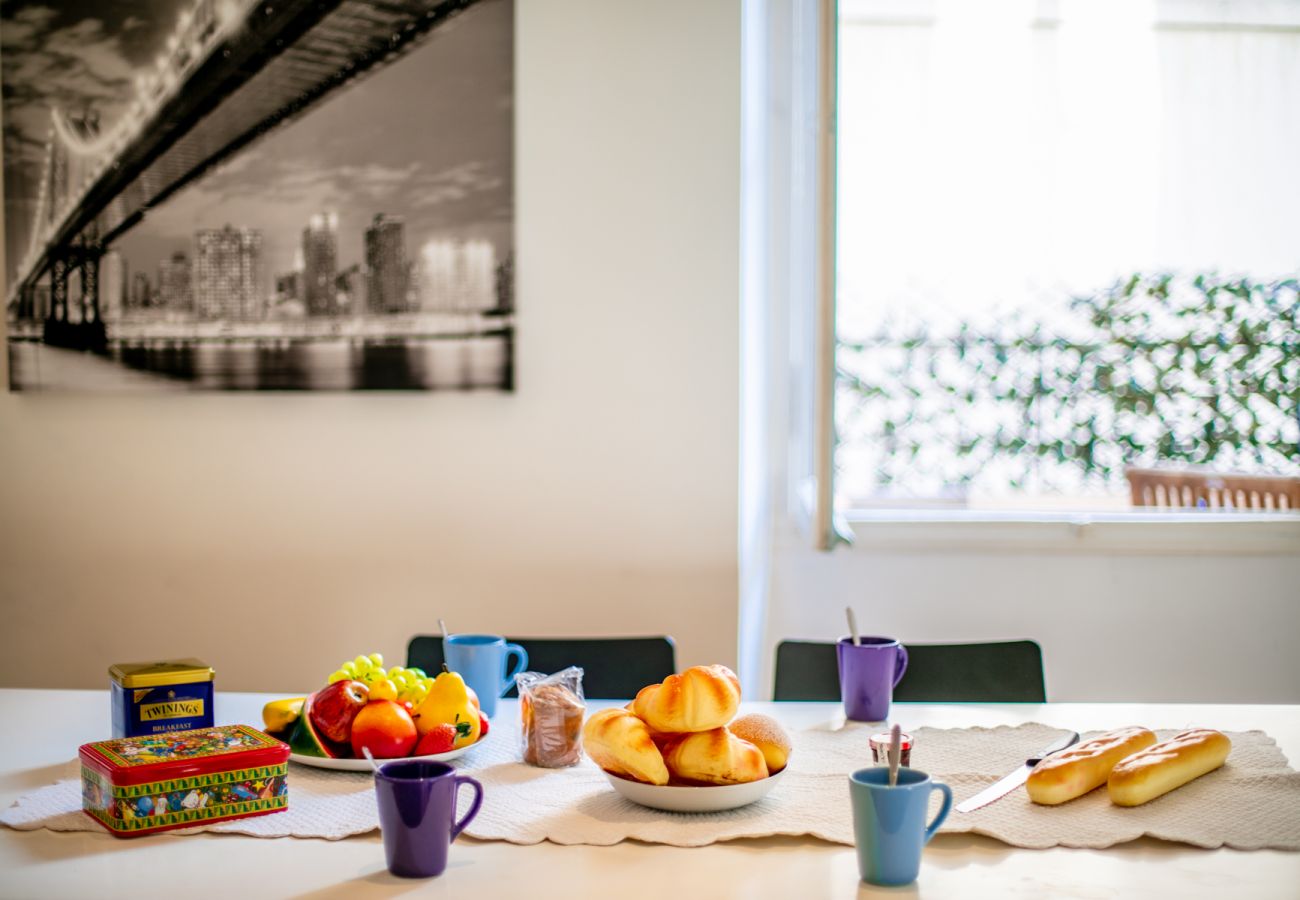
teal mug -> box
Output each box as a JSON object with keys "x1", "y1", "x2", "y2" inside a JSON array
[
  {"x1": 442, "y1": 634, "x2": 527, "y2": 719},
  {"x1": 849, "y1": 767, "x2": 952, "y2": 887}
]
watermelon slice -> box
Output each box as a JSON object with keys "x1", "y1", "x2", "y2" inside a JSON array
[{"x1": 288, "y1": 693, "x2": 342, "y2": 758}]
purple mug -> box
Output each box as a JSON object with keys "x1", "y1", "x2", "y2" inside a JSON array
[
  {"x1": 837, "y1": 636, "x2": 909, "y2": 722},
  {"x1": 375, "y1": 760, "x2": 484, "y2": 878}
]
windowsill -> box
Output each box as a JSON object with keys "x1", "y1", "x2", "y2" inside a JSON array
[{"x1": 841, "y1": 509, "x2": 1300, "y2": 555}]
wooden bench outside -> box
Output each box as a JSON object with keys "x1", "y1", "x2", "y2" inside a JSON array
[{"x1": 1126, "y1": 467, "x2": 1300, "y2": 511}]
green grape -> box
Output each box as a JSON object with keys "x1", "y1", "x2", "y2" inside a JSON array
[
  {"x1": 388, "y1": 666, "x2": 404, "y2": 678},
  {"x1": 340, "y1": 661, "x2": 357, "y2": 676},
  {"x1": 353, "y1": 655, "x2": 370, "y2": 672},
  {"x1": 368, "y1": 652, "x2": 384, "y2": 668},
  {"x1": 408, "y1": 668, "x2": 427, "y2": 679},
  {"x1": 327, "y1": 670, "x2": 349, "y2": 684},
  {"x1": 392, "y1": 675, "x2": 410, "y2": 691}
]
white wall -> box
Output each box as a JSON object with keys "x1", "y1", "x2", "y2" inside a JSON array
[
  {"x1": 0, "y1": 0, "x2": 742, "y2": 692},
  {"x1": 762, "y1": 534, "x2": 1300, "y2": 703}
]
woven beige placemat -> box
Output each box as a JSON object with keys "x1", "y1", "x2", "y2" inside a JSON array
[
  {"x1": 908, "y1": 723, "x2": 1300, "y2": 850},
  {"x1": 4, "y1": 720, "x2": 1298, "y2": 849}
]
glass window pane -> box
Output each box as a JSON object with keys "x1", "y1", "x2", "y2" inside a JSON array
[{"x1": 836, "y1": 0, "x2": 1300, "y2": 510}]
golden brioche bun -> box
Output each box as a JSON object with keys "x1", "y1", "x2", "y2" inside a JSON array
[
  {"x1": 583, "y1": 708, "x2": 670, "y2": 786},
  {"x1": 1107, "y1": 729, "x2": 1230, "y2": 807},
  {"x1": 1026, "y1": 727, "x2": 1157, "y2": 805},
  {"x1": 661, "y1": 727, "x2": 769, "y2": 785},
  {"x1": 727, "y1": 713, "x2": 791, "y2": 773},
  {"x1": 633, "y1": 665, "x2": 741, "y2": 734}
]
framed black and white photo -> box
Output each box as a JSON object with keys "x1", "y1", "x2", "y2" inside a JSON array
[{"x1": 3, "y1": 0, "x2": 514, "y2": 391}]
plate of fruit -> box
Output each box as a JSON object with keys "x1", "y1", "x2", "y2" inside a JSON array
[{"x1": 263, "y1": 653, "x2": 490, "y2": 771}]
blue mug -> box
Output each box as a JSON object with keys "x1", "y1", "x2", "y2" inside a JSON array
[
  {"x1": 849, "y1": 767, "x2": 952, "y2": 887},
  {"x1": 442, "y1": 635, "x2": 528, "y2": 719}
]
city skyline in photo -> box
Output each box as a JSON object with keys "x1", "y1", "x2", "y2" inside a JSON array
[
  {"x1": 2, "y1": 0, "x2": 514, "y2": 309},
  {"x1": 103, "y1": 213, "x2": 508, "y2": 322}
]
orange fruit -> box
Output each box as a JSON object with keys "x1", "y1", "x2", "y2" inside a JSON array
[{"x1": 350, "y1": 700, "x2": 418, "y2": 758}]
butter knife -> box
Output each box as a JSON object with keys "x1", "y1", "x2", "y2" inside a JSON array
[{"x1": 955, "y1": 731, "x2": 1080, "y2": 813}]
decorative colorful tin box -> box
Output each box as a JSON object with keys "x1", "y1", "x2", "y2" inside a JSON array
[
  {"x1": 79, "y1": 725, "x2": 289, "y2": 838},
  {"x1": 110, "y1": 659, "x2": 214, "y2": 738}
]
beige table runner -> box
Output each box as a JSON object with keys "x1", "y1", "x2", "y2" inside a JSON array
[{"x1": 5, "y1": 720, "x2": 1299, "y2": 849}]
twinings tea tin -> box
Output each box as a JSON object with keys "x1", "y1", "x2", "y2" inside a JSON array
[
  {"x1": 110, "y1": 659, "x2": 215, "y2": 738},
  {"x1": 80, "y1": 725, "x2": 288, "y2": 838}
]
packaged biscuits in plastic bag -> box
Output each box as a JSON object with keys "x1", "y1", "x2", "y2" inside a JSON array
[{"x1": 517, "y1": 667, "x2": 585, "y2": 768}]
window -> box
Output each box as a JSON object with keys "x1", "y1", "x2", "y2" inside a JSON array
[
  {"x1": 738, "y1": 0, "x2": 1300, "y2": 704},
  {"x1": 834, "y1": 0, "x2": 1300, "y2": 513}
]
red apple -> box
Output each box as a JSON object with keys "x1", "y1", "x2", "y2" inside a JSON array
[
  {"x1": 351, "y1": 700, "x2": 419, "y2": 759},
  {"x1": 309, "y1": 680, "x2": 369, "y2": 744}
]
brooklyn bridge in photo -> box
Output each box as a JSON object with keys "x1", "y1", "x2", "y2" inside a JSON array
[{"x1": 3, "y1": 0, "x2": 514, "y2": 391}]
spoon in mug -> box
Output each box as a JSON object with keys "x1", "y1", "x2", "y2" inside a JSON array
[
  {"x1": 888, "y1": 723, "x2": 902, "y2": 787},
  {"x1": 846, "y1": 607, "x2": 861, "y2": 647},
  {"x1": 362, "y1": 746, "x2": 381, "y2": 775}
]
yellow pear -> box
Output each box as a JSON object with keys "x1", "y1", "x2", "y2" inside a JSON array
[{"x1": 412, "y1": 670, "x2": 481, "y2": 748}]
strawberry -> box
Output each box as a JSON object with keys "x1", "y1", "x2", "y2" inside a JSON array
[
  {"x1": 414, "y1": 723, "x2": 456, "y2": 756},
  {"x1": 478, "y1": 711, "x2": 489, "y2": 738}
]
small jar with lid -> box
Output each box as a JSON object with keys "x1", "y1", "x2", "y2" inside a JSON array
[
  {"x1": 870, "y1": 731, "x2": 913, "y2": 767},
  {"x1": 110, "y1": 659, "x2": 215, "y2": 738}
]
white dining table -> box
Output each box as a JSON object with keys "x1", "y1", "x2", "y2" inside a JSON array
[{"x1": 0, "y1": 689, "x2": 1297, "y2": 899}]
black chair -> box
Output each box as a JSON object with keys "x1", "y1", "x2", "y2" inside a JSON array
[
  {"x1": 407, "y1": 636, "x2": 676, "y2": 699},
  {"x1": 773, "y1": 639, "x2": 1046, "y2": 703}
]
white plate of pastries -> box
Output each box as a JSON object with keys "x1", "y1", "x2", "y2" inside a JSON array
[
  {"x1": 583, "y1": 665, "x2": 792, "y2": 813},
  {"x1": 604, "y1": 766, "x2": 788, "y2": 813}
]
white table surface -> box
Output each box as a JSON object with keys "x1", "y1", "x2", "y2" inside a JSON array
[{"x1": 1, "y1": 689, "x2": 1297, "y2": 899}]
